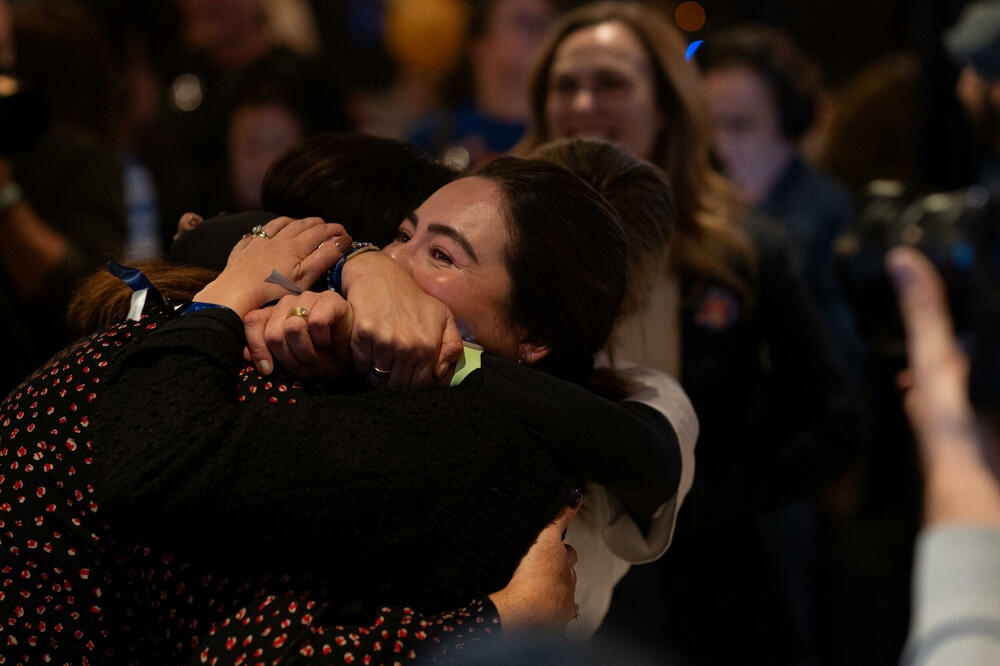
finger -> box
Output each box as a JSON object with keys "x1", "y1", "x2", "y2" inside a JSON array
[
  {"x1": 284, "y1": 315, "x2": 319, "y2": 374},
  {"x1": 565, "y1": 543, "x2": 578, "y2": 568},
  {"x1": 411, "y1": 358, "x2": 436, "y2": 389},
  {"x1": 284, "y1": 293, "x2": 322, "y2": 372},
  {"x1": 387, "y1": 354, "x2": 417, "y2": 390},
  {"x1": 264, "y1": 296, "x2": 302, "y2": 373},
  {"x1": 351, "y1": 318, "x2": 375, "y2": 378},
  {"x1": 435, "y1": 314, "x2": 465, "y2": 385},
  {"x1": 886, "y1": 248, "x2": 956, "y2": 360},
  {"x1": 551, "y1": 501, "x2": 581, "y2": 535},
  {"x1": 370, "y1": 339, "x2": 403, "y2": 390},
  {"x1": 389, "y1": 334, "x2": 432, "y2": 389},
  {"x1": 311, "y1": 291, "x2": 354, "y2": 365},
  {"x1": 299, "y1": 225, "x2": 352, "y2": 275},
  {"x1": 175, "y1": 212, "x2": 204, "y2": 241},
  {"x1": 270, "y1": 215, "x2": 323, "y2": 240},
  {"x1": 244, "y1": 308, "x2": 275, "y2": 375},
  {"x1": 260, "y1": 216, "x2": 295, "y2": 237},
  {"x1": 306, "y1": 292, "x2": 341, "y2": 354}
]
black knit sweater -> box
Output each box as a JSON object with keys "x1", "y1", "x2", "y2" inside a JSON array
[{"x1": 89, "y1": 309, "x2": 679, "y2": 615}]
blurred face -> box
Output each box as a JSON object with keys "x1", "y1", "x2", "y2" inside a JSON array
[
  {"x1": 384, "y1": 177, "x2": 522, "y2": 357},
  {"x1": 479, "y1": 0, "x2": 557, "y2": 73},
  {"x1": 227, "y1": 103, "x2": 304, "y2": 209},
  {"x1": 704, "y1": 64, "x2": 789, "y2": 195},
  {"x1": 956, "y1": 65, "x2": 1000, "y2": 150},
  {"x1": 545, "y1": 21, "x2": 662, "y2": 160}
]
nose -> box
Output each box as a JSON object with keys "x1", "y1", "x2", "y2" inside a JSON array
[
  {"x1": 382, "y1": 241, "x2": 411, "y2": 271},
  {"x1": 571, "y1": 86, "x2": 595, "y2": 113}
]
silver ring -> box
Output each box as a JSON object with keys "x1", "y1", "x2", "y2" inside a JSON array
[
  {"x1": 251, "y1": 224, "x2": 272, "y2": 239},
  {"x1": 371, "y1": 366, "x2": 391, "y2": 376}
]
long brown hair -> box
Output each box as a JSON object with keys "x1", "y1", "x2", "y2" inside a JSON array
[
  {"x1": 527, "y1": 138, "x2": 674, "y2": 321},
  {"x1": 67, "y1": 262, "x2": 219, "y2": 337},
  {"x1": 516, "y1": 1, "x2": 756, "y2": 306}
]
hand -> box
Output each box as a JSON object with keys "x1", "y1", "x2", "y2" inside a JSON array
[
  {"x1": 340, "y1": 251, "x2": 464, "y2": 389},
  {"x1": 888, "y1": 246, "x2": 1000, "y2": 526},
  {"x1": 243, "y1": 291, "x2": 354, "y2": 378},
  {"x1": 488, "y1": 500, "x2": 581, "y2": 635},
  {"x1": 174, "y1": 211, "x2": 204, "y2": 242},
  {"x1": 194, "y1": 216, "x2": 350, "y2": 317},
  {"x1": 888, "y1": 247, "x2": 974, "y2": 446}
]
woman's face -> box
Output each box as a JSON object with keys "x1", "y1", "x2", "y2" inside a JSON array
[
  {"x1": 544, "y1": 21, "x2": 663, "y2": 160},
  {"x1": 384, "y1": 177, "x2": 522, "y2": 357}
]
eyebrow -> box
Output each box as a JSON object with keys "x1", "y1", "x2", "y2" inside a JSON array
[{"x1": 407, "y1": 211, "x2": 479, "y2": 264}]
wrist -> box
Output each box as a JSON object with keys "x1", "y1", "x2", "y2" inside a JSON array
[
  {"x1": 193, "y1": 283, "x2": 260, "y2": 318},
  {"x1": 326, "y1": 241, "x2": 380, "y2": 293}
]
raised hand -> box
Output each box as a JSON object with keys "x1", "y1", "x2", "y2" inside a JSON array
[
  {"x1": 340, "y1": 251, "x2": 464, "y2": 389},
  {"x1": 194, "y1": 217, "x2": 350, "y2": 317}
]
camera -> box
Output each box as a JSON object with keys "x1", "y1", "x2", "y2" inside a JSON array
[{"x1": 835, "y1": 179, "x2": 1000, "y2": 409}]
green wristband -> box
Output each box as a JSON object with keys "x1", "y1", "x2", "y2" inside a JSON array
[{"x1": 450, "y1": 342, "x2": 484, "y2": 386}]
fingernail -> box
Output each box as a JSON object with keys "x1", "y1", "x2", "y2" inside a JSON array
[
  {"x1": 258, "y1": 360, "x2": 272, "y2": 375},
  {"x1": 436, "y1": 360, "x2": 452, "y2": 378},
  {"x1": 566, "y1": 488, "x2": 583, "y2": 508},
  {"x1": 889, "y1": 265, "x2": 916, "y2": 290}
]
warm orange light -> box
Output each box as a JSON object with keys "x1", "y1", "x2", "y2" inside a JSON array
[{"x1": 675, "y1": 2, "x2": 706, "y2": 32}]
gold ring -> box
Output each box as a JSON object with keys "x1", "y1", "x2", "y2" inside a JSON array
[
  {"x1": 251, "y1": 224, "x2": 272, "y2": 239},
  {"x1": 371, "y1": 366, "x2": 391, "y2": 376},
  {"x1": 287, "y1": 306, "x2": 309, "y2": 320}
]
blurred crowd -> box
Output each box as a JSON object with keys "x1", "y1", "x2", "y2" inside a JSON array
[{"x1": 1, "y1": 1, "x2": 999, "y2": 665}]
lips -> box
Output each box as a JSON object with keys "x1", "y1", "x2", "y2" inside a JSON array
[{"x1": 560, "y1": 125, "x2": 616, "y2": 142}]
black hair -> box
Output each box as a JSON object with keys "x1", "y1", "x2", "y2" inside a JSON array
[
  {"x1": 474, "y1": 156, "x2": 626, "y2": 383},
  {"x1": 699, "y1": 25, "x2": 820, "y2": 140},
  {"x1": 262, "y1": 132, "x2": 459, "y2": 246}
]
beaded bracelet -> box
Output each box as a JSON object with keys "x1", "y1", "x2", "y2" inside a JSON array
[{"x1": 326, "y1": 241, "x2": 380, "y2": 293}]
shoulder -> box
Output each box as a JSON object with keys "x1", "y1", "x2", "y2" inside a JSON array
[{"x1": 775, "y1": 159, "x2": 852, "y2": 217}]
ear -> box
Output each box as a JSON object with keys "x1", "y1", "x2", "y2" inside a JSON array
[{"x1": 517, "y1": 334, "x2": 551, "y2": 366}]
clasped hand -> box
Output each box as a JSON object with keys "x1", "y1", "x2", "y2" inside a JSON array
[{"x1": 222, "y1": 218, "x2": 463, "y2": 388}]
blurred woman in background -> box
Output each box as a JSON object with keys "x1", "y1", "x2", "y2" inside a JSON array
[{"x1": 518, "y1": 3, "x2": 855, "y2": 662}]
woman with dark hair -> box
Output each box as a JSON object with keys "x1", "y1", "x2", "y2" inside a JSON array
[
  {"x1": 2, "y1": 155, "x2": 681, "y2": 663},
  {"x1": 516, "y1": 3, "x2": 854, "y2": 662},
  {"x1": 170, "y1": 132, "x2": 458, "y2": 271},
  {"x1": 262, "y1": 133, "x2": 459, "y2": 248},
  {"x1": 237, "y1": 135, "x2": 697, "y2": 641}
]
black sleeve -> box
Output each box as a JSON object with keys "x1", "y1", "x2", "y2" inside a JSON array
[
  {"x1": 89, "y1": 309, "x2": 572, "y2": 610},
  {"x1": 474, "y1": 356, "x2": 682, "y2": 520}
]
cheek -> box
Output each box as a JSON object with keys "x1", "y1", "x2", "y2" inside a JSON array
[
  {"x1": 620, "y1": 96, "x2": 662, "y2": 154},
  {"x1": 545, "y1": 93, "x2": 567, "y2": 129}
]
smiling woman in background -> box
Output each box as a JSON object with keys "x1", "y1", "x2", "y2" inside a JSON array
[{"x1": 517, "y1": 3, "x2": 856, "y2": 662}]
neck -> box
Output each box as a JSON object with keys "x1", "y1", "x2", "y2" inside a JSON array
[{"x1": 738, "y1": 142, "x2": 796, "y2": 205}]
